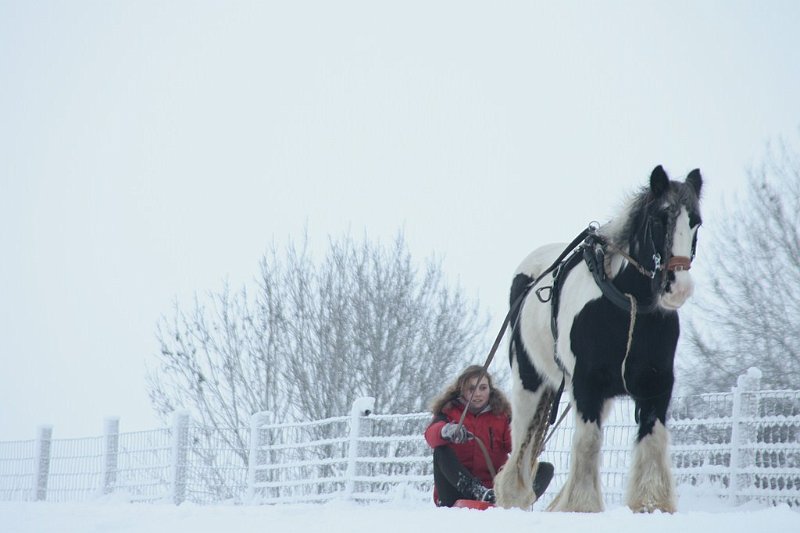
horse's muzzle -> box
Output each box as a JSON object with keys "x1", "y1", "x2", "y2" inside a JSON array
[{"x1": 661, "y1": 270, "x2": 694, "y2": 310}]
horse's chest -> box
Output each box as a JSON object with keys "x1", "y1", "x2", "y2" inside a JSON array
[{"x1": 568, "y1": 298, "x2": 680, "y2": 370}]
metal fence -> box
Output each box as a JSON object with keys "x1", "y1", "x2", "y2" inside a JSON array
[{"x1": 2, "y1": 369, "x2": 798, "y2": 507}]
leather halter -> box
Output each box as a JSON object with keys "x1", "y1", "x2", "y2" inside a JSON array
[
  {"x1": 582, "y1": 230, "x2": 693, "y2": 315},
  {"x1": 667, "y1": 255, "x2": 692, "y2": 272},
  {"x1": 603, "y1": 244, "x2": 692, "y2": 278}
]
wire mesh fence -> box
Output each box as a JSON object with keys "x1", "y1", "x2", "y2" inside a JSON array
[
  {"x1": 0, "y1": 439, "x2": 35, "y2": 501},
  {"x1": 115, "y1": 428, "x2": 172, "y2": 502},
  {"x1": 1, "y1": 370, "x2": 798, "y2": 507}
]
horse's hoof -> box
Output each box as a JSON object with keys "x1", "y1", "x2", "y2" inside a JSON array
[
  {"x1": 628, "y1": 500, "x2": 676, "y2": 514},
  {"x1": 496, "y1": 492, "x2": 536, "y2": 510}
]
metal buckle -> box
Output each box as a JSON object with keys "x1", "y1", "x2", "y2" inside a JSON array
[
  {"x1": 536, "y1": 286, "x2": 553, "y2": 303},
  {"x1": 651, "y1": 253, "x2": 662, "y2": 279}
]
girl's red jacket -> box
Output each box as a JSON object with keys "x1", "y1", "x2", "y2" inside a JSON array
[{"x1": 424, "y1": 402, "x2": 512, "y2": 489}]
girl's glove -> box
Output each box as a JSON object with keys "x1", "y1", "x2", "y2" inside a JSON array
[{"x1": 440, "y1": 423, "x2": 472, "y2": 444}]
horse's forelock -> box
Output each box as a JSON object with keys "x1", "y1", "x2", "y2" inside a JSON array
[
  {"x1": 676, "y1": 180, "x2": 702, "y2": 225},
  {"x1": 600, "y1": 177, "x2": 701, "y2": 249}
]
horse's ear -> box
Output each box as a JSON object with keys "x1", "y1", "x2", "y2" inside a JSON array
[
  {"x1": 686, "y1": 168, "x2": 703, "y2": 197},
  {"x1": 650, "y1": 165, "x2": 669, "y2": 197}
]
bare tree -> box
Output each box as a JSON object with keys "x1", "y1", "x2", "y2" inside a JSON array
[
  {"x1": 279, "y1": 234, "x2": 488, "y2": 421},
  {"x1": 681, "y1": 134, "x2": 800, "y2": 393},
  {"x1": 147, "y1": 231, "x2": 488, "y2": 457}
]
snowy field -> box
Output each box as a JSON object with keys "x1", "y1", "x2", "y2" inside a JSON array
[{"x1": 2, "y1": 496, "x2": 797, "y2": 533}]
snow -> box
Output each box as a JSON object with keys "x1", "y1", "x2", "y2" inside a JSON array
[{"x1": 2, "y1": 497, "x2": 797, "y2": 533}]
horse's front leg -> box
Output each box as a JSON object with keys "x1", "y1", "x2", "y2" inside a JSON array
[
  {"x1": 547, "y1": 397, "x2": 610, "y2": 512},
  {"x1": 626, "y1": 393, "x2": 676, "y2": 513},
  {"x1": 495, "y1": 378, "x2": 554, "y2": 509}
]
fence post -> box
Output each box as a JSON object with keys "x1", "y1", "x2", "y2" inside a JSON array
[
  {"x1": 33, "y1": 425, "x2": 53, "y2": 501},
  {"x1": 247, "y1": 411, "x2": 272, "y2": 502},
  {"x1": 729, "y1": 367, "x2": 762, "y2": 504},
  {"x1": 344, "y1": 396, "x2": 375, "y2": 500},
  {"x1": 170, "y1": 411, "x2": 190, "y2": 505},
  {"x1": 101, "y1": 417, "x2": 120, "y2": 495}
]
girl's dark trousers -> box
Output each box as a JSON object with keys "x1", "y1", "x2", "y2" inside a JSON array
[{"x1": 432, "y1": 446, "x2": 488, "y2": 507}]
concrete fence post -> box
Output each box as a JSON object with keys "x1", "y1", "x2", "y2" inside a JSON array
[
  {"x1": 33, "y1": 425, "x2": 53, "y2": 501},
  {"x1": 170, "y1": 411, "x2": 190, "y2": 505},
  {"x1": 246, "y1": 411, "x2": 272, "y2": 502},
  {"x1": 344, "y1": 396, "x2": 375, "y2": 500},
  {"x1": 101, "y1": 417, "x2": 120, "y2": 495},
  {"x1": 729, "y1": 367, "x2": 762, "y2": 504}
]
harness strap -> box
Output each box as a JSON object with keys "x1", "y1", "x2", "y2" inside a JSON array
[
  {"x1": 602, "y1": 241, "x2": 660, "y2": 279},
  {"x1": 583, "y1": 238, "x2": 659, "y2": 314},
  {"x1": 549, "y1": 248, "x2": 585, "y2": 374},
  {"x1": 544, "y1": 234, "x2": 597, "y2": 426},
  {"x1": 454, "y1": 226, "x2": 596, "y2": 480},
  {"x1": 457, "y1": 226, "x2": 593, "y2": 430}
]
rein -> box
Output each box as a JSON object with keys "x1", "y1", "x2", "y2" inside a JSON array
[
  {"x1": 457, "y1": 225, "x2": 595, "y2": 429},
  {"x1": 454, "y1": 226, "x2": 595, "y2": 476},
  {"x1": 452, "y1": 223, "x2": 692, "y2": 475}
]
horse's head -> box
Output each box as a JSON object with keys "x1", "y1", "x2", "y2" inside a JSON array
[
  {"x1": 636, "y1": 166, "x2": 703, "y2": 310},
  {"x1": 603, "y1": 166, "x2": 703, "y2": 311}
]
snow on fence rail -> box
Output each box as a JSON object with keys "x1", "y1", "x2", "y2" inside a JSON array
[{"x1": 1, "y1": 369, "x2": 798, "y2": 507}]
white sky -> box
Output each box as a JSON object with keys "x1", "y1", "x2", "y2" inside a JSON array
[{"x1": 2, "y1": 1, "x2": 800, "y2": 441}]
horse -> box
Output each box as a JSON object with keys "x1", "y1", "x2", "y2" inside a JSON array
[{"x1": 493, "y1": 165, "x2": 702, "y2": 513}]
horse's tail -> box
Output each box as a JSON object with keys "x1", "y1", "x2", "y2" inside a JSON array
[
  {"x1": 509, "y1": 271, "x2": 534, "y2": 322},
  {"x1": 507, "y1": 273, "x2": 534, "y2": 367}
]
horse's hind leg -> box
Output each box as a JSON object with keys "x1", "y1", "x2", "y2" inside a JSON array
[
  {"x1": 495, "y1": 364, "x2": 554, "y2": 509},
  {"x1": 626, "y1": 395, "x2": 676, "y2": 513}
]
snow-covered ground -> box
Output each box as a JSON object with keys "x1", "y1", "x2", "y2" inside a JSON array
[{"x1": 2, "y1": 495, "x2": 797, "y2": 533}]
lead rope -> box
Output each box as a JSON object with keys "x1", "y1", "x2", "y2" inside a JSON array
[{"x1": 621, "y1": 293, "x2": 638, "y2": 396}]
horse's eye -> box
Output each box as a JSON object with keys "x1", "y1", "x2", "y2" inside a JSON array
[{"x1": 652, "y1": 213, "x2": 667, "y2": 227}]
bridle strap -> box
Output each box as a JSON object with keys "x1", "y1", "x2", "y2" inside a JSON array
[
  {"x1": 457, "y1": 226, "x2": 593, "y2": 429},
  {"x1": 603, "y1": 243, "x2": 692, "y2": 278},
  {"x1": 602, "y1": 241, "x2": 659, "y2": 279}
]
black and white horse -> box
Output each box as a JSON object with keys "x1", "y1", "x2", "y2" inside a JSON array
[{"x1": 494, "y1": 166, "x2": 702, "y2": 513}]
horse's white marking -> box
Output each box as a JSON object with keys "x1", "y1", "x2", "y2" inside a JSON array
[
  {"x1": 555, "y1": 265, "x2": 602, "y2": 376},
  {"x1": 626, "y1": 420, "x2": 676, "y2": 513},
  {"x1": 546, "y1": 402, "x2": 610, "y2": 512},
  {"x1": 513, "y1": 243, "x2": 603, "y2": 385},
  {"x1": 499, "y1": 244, "x2": 608, "y2": 510},
  {"x1": 661, "y1": 207, "x2": 696, "y2": 310}
]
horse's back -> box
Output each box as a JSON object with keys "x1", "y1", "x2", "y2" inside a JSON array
[
  {"x1": 510, "y1": 243, "x2": 569, "y2": 381},
  {"x1": 511, "y1": 241, "x2": 599, "y2": 383},
  {"x1": 514, "y1": 243, "x2": 568, "y2": 279}
]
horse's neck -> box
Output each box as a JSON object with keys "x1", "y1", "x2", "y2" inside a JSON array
[{"x1": 611, "y1": 258, "x2": 657, "y2": 303}]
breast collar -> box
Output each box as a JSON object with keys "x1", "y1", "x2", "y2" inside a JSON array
[{"x1": 581, "y1": 237, "x2": 662, "y2": 315}]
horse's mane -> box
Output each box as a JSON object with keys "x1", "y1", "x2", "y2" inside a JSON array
[
  {"x1": 597, "y1": 180, "x2": 702, "y2": 250},
  {"x1": 597, "y1": 186, "x2": 651, "y2": 250}
]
